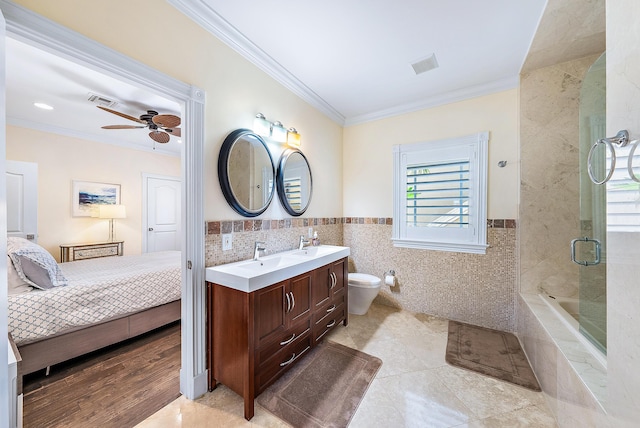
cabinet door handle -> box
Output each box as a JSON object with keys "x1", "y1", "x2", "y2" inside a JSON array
[
  {"x1": 289, "y1": 292, "x2": 295, "y2": 312},
  {"x1": 330, "y1": 272, "x2": 336, "y2": 289},
  {"x1": 280, "y1": 353, "x2": 296, "y2": 367},
  {"x1": 326, "y1": 320, "x2": 336, "y2": 328},
  {"x1": 285, "y1": 292, "x2": 291, "y2": 313},
  {"x1": 327, "y1": 304, "x2": 336, "y2": 313},
  {"x1": 280, "y1": 333, "x2": 296, "y2": 346}
]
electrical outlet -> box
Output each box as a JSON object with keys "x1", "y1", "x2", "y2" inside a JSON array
[{"x1": 222, "y1": 233, "x2": 232, "y2": 251}]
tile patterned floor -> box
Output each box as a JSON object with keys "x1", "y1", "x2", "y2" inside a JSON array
[{"x1": 137, "y1": 303, "x2": 558, "y2": 427}]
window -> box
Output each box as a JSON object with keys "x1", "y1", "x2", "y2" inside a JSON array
[{"x1": 392, "y1": 132, "x2": 489, "y2": 254}]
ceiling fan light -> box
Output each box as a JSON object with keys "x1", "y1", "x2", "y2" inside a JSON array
[
  {"x1": 271, "y1": 121, "x2": 287, "y2": 143},
  {"x1": 287, "y1": 127, "x2": 301, "y2": 148},
  {"x1": 253, "y1": 113, "x2": 271, "y2": 137}
]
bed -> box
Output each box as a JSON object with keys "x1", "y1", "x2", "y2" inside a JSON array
[{"x1": 6, "y1": 237, "x2": 182, "y2": 375}]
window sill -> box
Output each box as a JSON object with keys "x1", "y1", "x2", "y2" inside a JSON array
[{"x1": 391, "y1": 238, "x2": 488, "y2": 254}]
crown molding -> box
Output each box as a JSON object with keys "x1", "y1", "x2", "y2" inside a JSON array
[
  {"x1": 344, "y1": 76, "x2": 519, "y2": 126},
  {"x1": 167, "y1": 0, "x2": 345, "y2": 125}
]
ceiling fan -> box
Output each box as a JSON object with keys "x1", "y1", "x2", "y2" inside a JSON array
[{"x1": 98, "y1": 105, "x2": 181, "y2": 144}]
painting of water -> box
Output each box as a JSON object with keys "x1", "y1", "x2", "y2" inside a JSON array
[{"x1": 72, "y1": 181, "x2": 121, "y2": 216}]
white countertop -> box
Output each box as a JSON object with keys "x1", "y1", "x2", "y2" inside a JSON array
[{"x1": 206, "y1": 245, "x2": 350, "y2": 292}]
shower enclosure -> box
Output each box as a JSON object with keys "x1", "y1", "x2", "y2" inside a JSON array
[{"x1": 576, "y1": 52, "x2": 607, "y2": 354}]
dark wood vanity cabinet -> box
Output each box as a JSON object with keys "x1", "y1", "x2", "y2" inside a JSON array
[{"x1": 206, "y1": 257, "x2": 348, "y2": 421}]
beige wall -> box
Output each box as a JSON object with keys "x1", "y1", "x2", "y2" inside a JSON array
[
  {"x1": 343, "y1": 89, "x2": 519, "y2": 219},
  {"x1": 11, "y1": 0, "x2": 344, "y2": 223},
  {"x1": 6, "y1": 125, "x2": 180, "y2": 259}
]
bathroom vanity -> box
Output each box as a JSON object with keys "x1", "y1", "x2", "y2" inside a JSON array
[{"x1": 205, "y1": 245, "x2": 349, "y2": 420}]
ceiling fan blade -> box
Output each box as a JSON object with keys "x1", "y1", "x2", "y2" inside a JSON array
[
  {"x1": 149, "y1": 130, "x2": 170, "y2": 144},
  {"x1": 152, "y1": 114, "x2": 181, "y2": 128},
  {"x1": 102, "y1": 125, "x2": 146, "y2": 129},
  {"x1": 164, "y1": 127, "x2": 181, "y2": 137},
  {"x1": 97, "y1": 105, "x2": 146, "y2": 124}
]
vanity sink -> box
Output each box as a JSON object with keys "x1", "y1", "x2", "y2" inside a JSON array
[
  {"x1": 206, "y1": 245, "x2": 350, "y2": 292},
  {"x1": 233, "y1": 255, "x2": 300, "y2": 273}
]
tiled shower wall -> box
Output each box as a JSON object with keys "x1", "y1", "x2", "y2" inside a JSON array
[
  {"x1": 205, "y1": 218, "x2": 517, "y2": 332},
  {"x1": 519, "y1": 54, "x2": 601, "y2": 297}
]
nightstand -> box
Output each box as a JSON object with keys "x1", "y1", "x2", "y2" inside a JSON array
[{"x1": 59, "y1": 241, "x2": 124, "y2": 262}]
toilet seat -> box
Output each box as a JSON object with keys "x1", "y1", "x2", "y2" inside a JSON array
[{"x1": 348, "y1": 273, "x2": 382, "y2": 288}]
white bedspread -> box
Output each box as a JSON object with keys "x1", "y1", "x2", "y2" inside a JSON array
[{"x1": 8, "y1": 251, "x2": 181, "y2": 346}]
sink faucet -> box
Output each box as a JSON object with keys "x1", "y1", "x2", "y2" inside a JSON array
[
  {"x1": 298, "y1": 235, "x2": 310, "y2": 250},
  {"x1": 253, "y1": 241, "x2": 266, "y2": 260}
]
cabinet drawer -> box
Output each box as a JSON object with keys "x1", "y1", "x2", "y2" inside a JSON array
[
  {"x1": 256, "y1": 332, "x2": 312, "y2": 393},
  {"x1": 312, "y1": 290, "x2": 346, "y2": 324},
  {"x1": 313, "y1": 304, "x2": 346, "y2": 344},
  {"x1": 74, "y1": 246, "x2": 119, "y2": 259},
  {"x1": 256, "y1": 318, "x2": 311, "y2": 366}
]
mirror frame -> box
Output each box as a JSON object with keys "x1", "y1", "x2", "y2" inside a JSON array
[
  {"x1": 277, "y1": 149, "x2": 313, "y2": 216},
  {"x1": 218, "y1": 128, "x2": 276, "y2": 217}
]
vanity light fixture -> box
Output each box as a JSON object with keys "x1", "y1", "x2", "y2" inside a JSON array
[
  {"x1": 287, "y1": 127, "x2": 301, "y2": 148},
  {"x1": 271, "y1": 121, "x2": 287, "y2": 143},
  {"x1": 253, "y1": 113, "x2": 271, "y2": 137}
]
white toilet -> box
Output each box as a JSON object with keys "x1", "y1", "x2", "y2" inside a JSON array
[{"x1": 348, "y1": 273, "x2": 382, "y2": 315}]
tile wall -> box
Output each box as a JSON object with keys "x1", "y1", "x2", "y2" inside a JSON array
[
  {"x1": 205, "y1": 218, "x2": 517, "y2": 332},
  {"x1": 519, "y1": 54, "x2": 600, "y2": 297}
]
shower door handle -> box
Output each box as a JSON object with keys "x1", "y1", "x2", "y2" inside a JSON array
[{"x1": 571, "y1": 237, "x2": 601, "y2": 266}]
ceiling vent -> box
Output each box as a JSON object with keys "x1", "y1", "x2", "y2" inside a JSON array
[
  {"x1": 87, "y1": 92, "x2": 117, "y2": 108},
  {"x1": 411, "y1": 53, "x2": 439, "y2": 75}
]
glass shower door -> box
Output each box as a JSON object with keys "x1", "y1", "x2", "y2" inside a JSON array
[{"x1": 577, "y1": 52, "x2": 607, "y2": 354}]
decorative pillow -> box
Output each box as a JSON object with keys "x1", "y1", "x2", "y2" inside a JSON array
[
  {"x1": 7, "y1": 255, "x2": 33, "y2": 295},
  {"x1": 7, "y1": 237, "x2": 68, "y2": 290}
]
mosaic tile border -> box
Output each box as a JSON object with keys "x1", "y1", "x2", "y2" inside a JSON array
[{"x1": 206, "y1": 218, "x2": 516, "y2": 234}]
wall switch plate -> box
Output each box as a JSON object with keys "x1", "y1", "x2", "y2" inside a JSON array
[{"x1": 222, "y1": 233, "x2": 232, "y2": 251}]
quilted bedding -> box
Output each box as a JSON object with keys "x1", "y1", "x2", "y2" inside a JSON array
[{"x1": 8, "y1": 250, "x2": 181, "y2": 346}]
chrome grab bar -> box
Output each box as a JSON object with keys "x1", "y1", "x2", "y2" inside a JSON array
[
  {"x1": 571, "y1": 237, "x2": 601, "y2": 266},
  {"x1": 280, "y1": 333, "x2": 296, "y2": 346},
  {"x1": 280, "y1": 353, "x2": 296, "y2": 367},
  {"x1": 327, "y1": 304, "x2": 336, "y2": 313},
  {"x1": 588, "y1": 130, "x2": 629, "y2": 185}
]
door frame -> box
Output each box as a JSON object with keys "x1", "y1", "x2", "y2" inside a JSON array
[
  {"x1": 0, "y1": 1, "x2": 207, "y2": 400},
  {"x1": 142, "y1": 173, "x2": 181, "y2": 253}
]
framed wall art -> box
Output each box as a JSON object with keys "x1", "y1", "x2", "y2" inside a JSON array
[{"x1": 72, "y1": 180, "x2": 121, "y2": 217}]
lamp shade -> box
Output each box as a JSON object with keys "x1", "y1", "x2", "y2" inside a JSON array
[
  {"x1": 287, "y1": 128, "x2": 301, "y2": 148},
  {"x1": 98, "y1": 204, "x2": 126, "y2": 219},
  {"x1": 253, "y1": 113, "x2": 271, "y2": 137}
]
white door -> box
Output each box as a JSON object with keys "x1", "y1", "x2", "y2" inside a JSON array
[
  {"x1": 6, "y1": 160, "x2": 38, "y2": 242},
  {"x1": 144, "y1": 174, "x2": 181, "y2": 252}
]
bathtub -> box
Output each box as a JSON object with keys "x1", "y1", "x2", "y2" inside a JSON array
[{"x1": 539, "y1": 294, "x2": 607, "y2": 368}]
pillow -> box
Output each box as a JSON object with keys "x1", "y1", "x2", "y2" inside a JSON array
[
  {"x1": 7, "y1": 237, "x2": 68, "y2": 290},
  {"x1": 7, "y1": 255, "x2": 33, "y2": 295}
]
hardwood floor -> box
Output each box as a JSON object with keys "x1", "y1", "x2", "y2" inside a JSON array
[{"x1": 23, "y1": 322, "x2": 181, "y2": 428}]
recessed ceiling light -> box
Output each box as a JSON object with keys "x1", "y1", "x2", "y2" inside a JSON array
[{"x1": 33, "y1": 102, "x2": 54, "y2": 110}]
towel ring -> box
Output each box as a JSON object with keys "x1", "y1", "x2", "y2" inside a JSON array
[
  {"x1": 587, "y1": 138, "x2": 616, "y2": 185},
  {"x1": 628, "y1": 140, "x2": 640, "y2": 183},
  {"x1": 587, "y1": 130, "x2": 630, "y2": 185}
]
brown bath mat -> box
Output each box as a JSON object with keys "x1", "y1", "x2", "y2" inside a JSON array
[
  {"x1": 446, "y1": 321, "x2": 541, "y2": 391},
  {"x1": 257, "y1": 340, "x2": 382, "y2": 427}
]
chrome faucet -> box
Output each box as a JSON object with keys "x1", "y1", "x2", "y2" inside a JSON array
[
  {"x1": 298, "y1": 235, "x2": 310, "y2": 250},
  {"x1": 253, "y1": 241, "x2": 266, "y2": 260}
]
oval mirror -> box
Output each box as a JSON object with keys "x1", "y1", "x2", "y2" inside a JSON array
[
  {"x1": 218, "y1": 129, "x2": 275, "y2": 217},
  {"x1": 277, "y1": 149, "x2": 313, "y2": 216}
]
